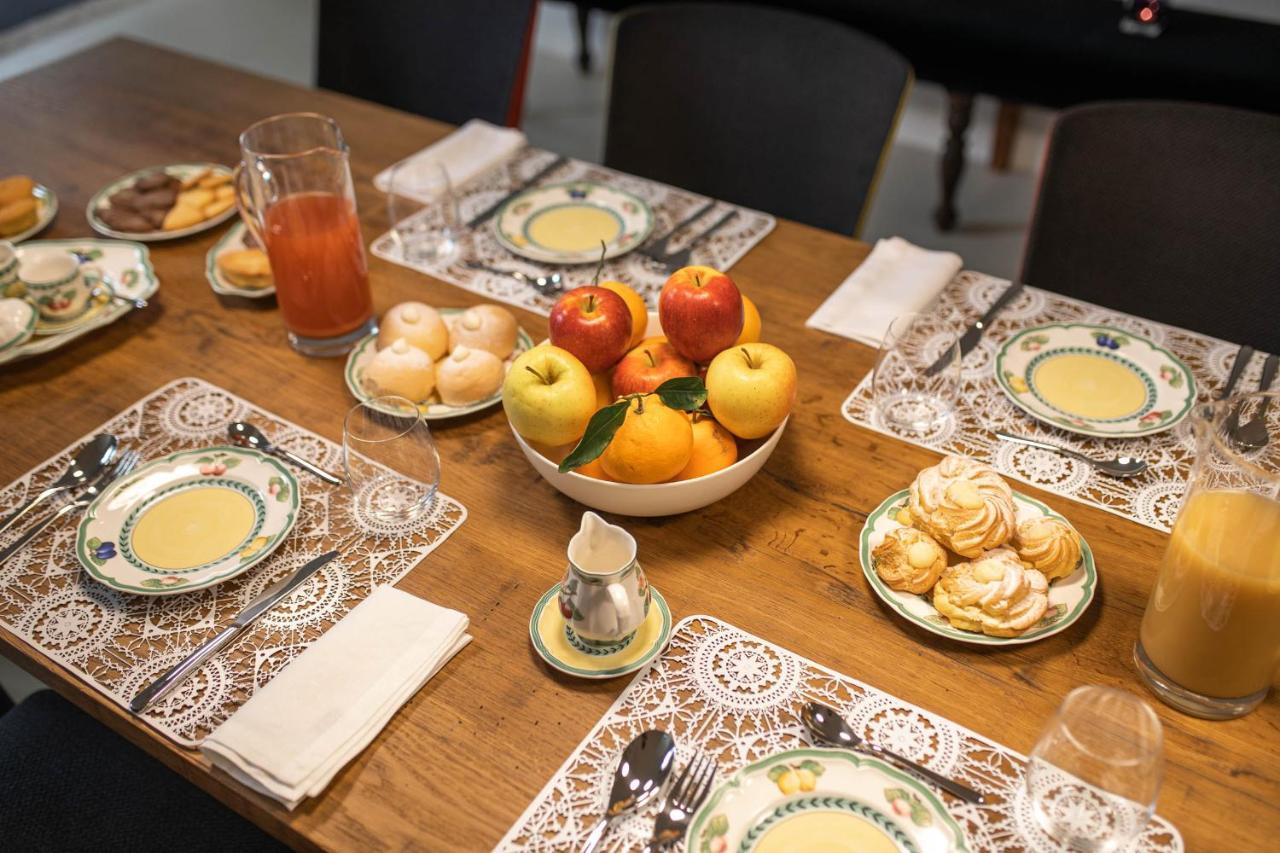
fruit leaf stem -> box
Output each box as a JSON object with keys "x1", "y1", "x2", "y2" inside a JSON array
[{"x1": 558, "y1": 400, "x2": 629, "y2": 473}]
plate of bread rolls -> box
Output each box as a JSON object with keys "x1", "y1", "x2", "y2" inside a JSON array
[
  {"x1": 87, "y1": 163, "x2": 237, "y2": 241},
  {"x1": 345, "y1": 301, "x2": 533, "y2": 420},
  {"x1": 860, "y1": 454, "x2": 1096, "y2": 645},
  {"x1": 0, "y1": 175, "x2": 57, "y2": 242}
]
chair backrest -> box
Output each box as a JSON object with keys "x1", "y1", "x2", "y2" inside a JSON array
[
  {"x1": 604, "y1": 3, "x2": 911, "y2": 235},
  {"x1": 317, "y1": 0, "x2": 535, "y2": 127},
  {"x1": 1020, "y1": 101, "x2": 1280, "y2": 352}
]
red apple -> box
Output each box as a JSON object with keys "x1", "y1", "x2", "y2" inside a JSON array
[
  {"x1": 658, "y1": 265, "x2": 744, "y2": 363},
  {"x1": 611, "y1": 338, "x2": 697, "y2": 397},
  {"x1": 548, "y1": 286, "x2": 633, "y2": 373}
]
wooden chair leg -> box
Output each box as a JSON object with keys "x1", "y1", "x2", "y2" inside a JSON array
[
  {"x1": 991, "y1": 101, "x2": 1021, "y2": 172},
  {"x1": 575, "y1": 2, "x2": 592, "y2": 73},
  {"x1": 934, "y1": 90, "x2": 974, "y2": 232}
]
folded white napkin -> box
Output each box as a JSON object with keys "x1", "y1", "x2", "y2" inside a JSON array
[
  {"x1": 373, "y1": 118, "x2": 525, "y2": 198},
  {"x1": 202, "y1": 586, "x2": 471, "y2": 810},
  {"x1": 805, "y1": 237, "x2": 963, "y2": 347}
]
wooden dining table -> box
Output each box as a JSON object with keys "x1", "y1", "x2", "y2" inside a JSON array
[{"x1": 0, "y1": 39, "x2": 1275, "y2": 852}]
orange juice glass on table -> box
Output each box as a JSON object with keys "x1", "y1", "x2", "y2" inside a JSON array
[
  {"x1": 1135, "y1": 390, "x2": 1280, "y2": 719},
  {"x1": 236, "y1": 113, "x2": 374, "y2": 356}
]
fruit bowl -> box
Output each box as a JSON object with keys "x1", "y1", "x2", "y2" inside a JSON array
[{"x1": 510, "y1": 416, "x2": 788, "y2": 516}]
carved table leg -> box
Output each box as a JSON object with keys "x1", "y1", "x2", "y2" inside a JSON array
[
  {"x1": 934, "y1": 90, "x2": 974, "y2": 232},
  {"x1": 575, "y1": 2, "x2": 592, "y2": 73}
]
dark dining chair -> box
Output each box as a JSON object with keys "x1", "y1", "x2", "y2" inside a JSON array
[
  {"x1": 1019, "y1": 101, "x2": 1280, "y2": 353},
  {"x1": 0, "y1": 690, "x2": 286, "y2": 851},
  {"x1": 604, "y1": 3, "x2": 911, "y2": 236}
]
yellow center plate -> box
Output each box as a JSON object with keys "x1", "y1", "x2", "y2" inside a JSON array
[
  {"x1": 130, "y1": 486, "x2": 256, "y2": 570},
  {"x1": 493, "y1": 180, "x2": 653, "y2": 264}
]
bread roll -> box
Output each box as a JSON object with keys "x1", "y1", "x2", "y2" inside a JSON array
[{"x1": 378, "y1": 302, "x2": 448, "y2": 360}]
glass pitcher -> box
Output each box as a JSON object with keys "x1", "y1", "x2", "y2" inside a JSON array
[
  {"x1": 236, "y1": 113, "x2": 375, "y2": 356},
  {"x1": 1135, "y1": 390, "x2": 1280, "y2": 719}
]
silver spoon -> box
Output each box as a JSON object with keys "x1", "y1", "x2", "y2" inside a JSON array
[
  {"x1": 582, "y1": 729, "x2": 676, "y2": 853},
  {"x1": 463, "y1": 260, "x2": 562, "y2": 294},
  {"x1": 90, "y1": 284, "x2": 147, "y2": 310},
  {"x1": 994, "y1": 431, "x2": 1148, "y2": 478},
  {"x1": 228, "y1": 422, "x2": 343, "y2": 486},
  {"x1": 802, "y1": 702, "x2": 988, "y2": 805},
  {"x1": 0, "y1": 433, "x2": 118, "y2": 536}
]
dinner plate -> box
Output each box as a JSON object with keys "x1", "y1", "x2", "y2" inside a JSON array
[
  {"x1": 687, "y1": 748, "x2": 969, "y2": 853},
  {"x1": 493, "y1": 180, "x2": 653, "y2": 264},
  {"x1": 344, "y1": 307, "x2": 534, "y2": 420},
  {"x1": 205, "y1": 220, "x2": 274, "y2": 298},
  {"x1": 87, "y1": 163, "x2": 237, "y2": 242},
  {"x1": 75, "y1": 446, "x2": 300, "y2": 596},
  {"x1": 860, "y1": 488, "x2": 1097, "y2": 646},
  {"x1": 994, "y1": 323, "x2": 1196, "y2": 437},
  {"x1": 6, "y1": 182, "x2": 58, "y2": 243}
]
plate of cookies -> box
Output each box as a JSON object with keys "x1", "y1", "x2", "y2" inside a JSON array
[
  {"x1": 859, "y1": 454, "x2": 1096, "y2": 646},
  {"x1": 345, "y1": 301, "x2": 533, "y2": 420},
  {"x1": 206, "y1": 221, "x2": 273, "y2": 297},
  {"x1": 87, "y1": 163, "x2": 237, "y2": 241},
  {"x1": 0, "y1": 175, "x2": 57, "y2": 243}
]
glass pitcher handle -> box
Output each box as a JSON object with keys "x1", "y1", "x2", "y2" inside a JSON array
[{"x1": 233, "y1": 162, "x2": 268, "y2": 248}]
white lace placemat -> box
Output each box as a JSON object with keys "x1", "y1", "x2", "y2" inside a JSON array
[
  {"x1": 497, "y1": 616, "x2": 1182, "y2": 852},
  {"x1": 0, "y1": 377, "x2": 466, "y2": 747},
  {"x1": 840, "y1": 271, "x2": 1272, "y2": 532},
  {"x1": 370, "y1": 147, "x2": 776, "y2": 316}
]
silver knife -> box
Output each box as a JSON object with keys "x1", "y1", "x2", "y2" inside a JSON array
[
  {"x1": 925, "y1": 280, "x2": 1025, "y2": 376},
  {"x1": 465, "y1": 154, "x2": 569, "y2": 228},
  {"x1": 129, "y1": 549, "x2": 340, "y2": 713}
]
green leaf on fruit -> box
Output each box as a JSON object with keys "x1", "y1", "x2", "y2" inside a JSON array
[
  {"x1": 798, "y1": 759, "x2": 824, "y2": 776},
  {"x1": 655, "y1": 376, "x2": 707, "y2": 411},
  {"x1": 558, "y1": 401, "x2": 629, "y2": 473}
]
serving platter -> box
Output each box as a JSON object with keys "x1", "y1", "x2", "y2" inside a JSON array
[
  {"x1": 87, "y1": 163, "x2": 237, "y2": 242},
  {"x1": 493, "y1": 180, "x2": 653, "y2": 264}
]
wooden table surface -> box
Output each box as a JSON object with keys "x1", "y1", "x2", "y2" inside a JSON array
[{"x1": 0, "y1": 39, "x2": 1274, "y2": 852}]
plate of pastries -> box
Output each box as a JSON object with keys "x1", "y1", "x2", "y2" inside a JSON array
[
  {"x1": 87, "y1": 163, "x2": 237, "y2": 241},
  {"x1": 860, "y1": 454, "x2": 1096, "y2": 645},
  {"x1": 206, "y1": 221, "x2": 273, "y2": 297},
  {"x1": 345, "y1": 301, "x2": 533, "y2": 420},
  {"x1": 0, "y1": 175, "x2": 58, "y2": 242}
]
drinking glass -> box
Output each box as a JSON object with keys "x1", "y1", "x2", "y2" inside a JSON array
[
  {"x1": 1135, "y1": 390, "x2": 1280, "y2": 719},
  {"x1": 871, "y1": 313, "x2": 960, "y2": 435},
  {"x1": 236, "y1": 113, "x2": 375, "y2": 357},
  {"x1": 386, "y1": 159, "x2": 460, "y2": 265},
  {"x1": 343, "y1": 398, "x2": 441, "y2": 525},
  {"x1": 1026, "y1": 686, "x2": 1163, "y2": 852}
]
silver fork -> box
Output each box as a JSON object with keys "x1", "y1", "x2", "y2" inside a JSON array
[
  {"x1": 644, "y1": 752, "x2": 718, "y2": 851},
  {"x1": 653, "y1": 209, "x2": 739, "y2": 273},
  {"x1": 0, "y1": 449, "x2": 141, "y2": 568}
]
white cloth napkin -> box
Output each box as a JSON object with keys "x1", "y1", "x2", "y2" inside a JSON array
[
  {"x1": 373, "y1": 118, "x2": 525, "y2": 198},
  {"x1": 805, "y1": 237, "x2": 963, "y2": 347},
  {"x1": 202, "y1": 586, "x2": 471, "y2": 810}
]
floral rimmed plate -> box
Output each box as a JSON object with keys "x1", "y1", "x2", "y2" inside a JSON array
[
  {"x1": 687, "y1": 748, "x2": 969, "y2": 853},
  {"x1": 860, "y1": 489, "x2": 1096, "y2": 646},
  {"x1": 75, "y1": 446, "x2": 299, "y2": 596},
  {"x1": 87, "y1": 163, "x2": 236, "y2": 242},
  {"x1": 994, "y1": 323, "x2": 1196, "y2": 438},
  {"x1": 6, "y1": 182, "x2": 58, "y2": 243},
  {"x1": 529, "y1": 583, "x2": 671, "y2": 679},
  {"x1": 0, "y1": 239, "x2": 158, "y2": 367},
  {"x1": 494, "y1": 180, "x2": 654, "y2": 264},
  {"x1": 205, "y1": 220, "x2": 274, "y2": 298},
  {"x1": 344, "y1": 307, "x2": 534, "y2": 420}
]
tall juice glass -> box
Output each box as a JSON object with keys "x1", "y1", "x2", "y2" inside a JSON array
[
  {"x1": 1135, "y1": 390, "x2": 1280, "y2": 719},
  {"x1": 236, "y1": 113, "x2": 374, "y2": 356}
]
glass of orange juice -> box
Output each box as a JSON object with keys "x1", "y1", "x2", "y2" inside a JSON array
[
  {"x1": 236, "y1": 113, "x2": 375, "y2": 356},
  {"x1": 1135, "y1": 390, "x2": 1280, "y2": 719}
]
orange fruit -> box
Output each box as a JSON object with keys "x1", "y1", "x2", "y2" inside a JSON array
[
  {"x1": 600, "y1": 280, "x2": 648, "y2": 348},
  {"x1": 675, "y1": 414, "x2": 738, "y2": 480},
  {"x1": 600, "y1": 396, "x2": 693, "y2": 483},
  {"x1": 590, "y1": 371, "x2": 614, "y2": 410},
  {"x1": 575, "y1": 456, "x2": 614, "y2": 481},
  {"x1": 735, "y1": 294, "x2": 761, "y2": 345}
]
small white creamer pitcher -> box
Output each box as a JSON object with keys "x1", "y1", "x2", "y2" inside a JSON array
[{"x1": 559, "y1": 511, "x2": 651, "y2": 650}]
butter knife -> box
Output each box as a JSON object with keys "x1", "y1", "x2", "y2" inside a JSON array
[
  {"x1": 130, "y1": 549, "x2": 340, "y2": 713},
  {"x1": 465, "y1": 154, "x2": 569, "y2": 228},
  {"x1": 925, "y1": 280, "x2": 1025, "y2": 376}
]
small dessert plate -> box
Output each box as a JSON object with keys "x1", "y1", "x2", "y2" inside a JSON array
[
  {"x1": 87, "y1": 163, "x2": 236, "y2": 242},
  {"x1": 75, "y1": 446, "x2": 299, "y2": 596},
  {"x1": 860, "y1": 489, "x2": 1097, "y2": 646},
  {"x1": 687, "y1": 748, "x2": 970, "y2": 853},
  {"x1": 344, "y1": 307, "x2": 534, "y2": 420},
  {"x1": 529, "y1": 583, "x2": 671, "y2": 679},
  {"x1": 995, "y1": 323, "x2": 1196, "y2": 438},
  {"x1": 494, "y1": 180, "x2": 653, "y2": 264},
  {"x1": 7, "y1": 183, "x2": 58, "y2": 243},
  {"x1": 205, "y1": 220, "x2": 274, "y2": 298},
  {"x1": 0, "y1": 298, "x2": 36, "y2": 354}
]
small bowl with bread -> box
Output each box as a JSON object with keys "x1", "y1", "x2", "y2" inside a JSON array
[
  {"x1": 0, "y1": 175, "x2": 58, "y2": 243},
  {"x1": 206, "y1": 221, "x2": 273, "y2": 297},
  {"x1": 87, "y1": 163, "x2": 237, "y2": 241}
]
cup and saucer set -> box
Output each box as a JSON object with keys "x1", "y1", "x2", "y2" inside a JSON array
[{"x1": 529, "y1": 512, "x2": 672, "y2": 680}]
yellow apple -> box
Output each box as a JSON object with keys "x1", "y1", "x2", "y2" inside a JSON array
[
  {"x1": 706, "y1": 343, "x2": 796, "y2": 439},
  {"x1": 502, "y1": 345, "x2": 596, "y2": 446}
]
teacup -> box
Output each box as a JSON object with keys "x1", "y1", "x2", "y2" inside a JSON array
[
  {"x1": 558, "y1": 511, "x2": 652, "y2": 650},
  {"x1": 18, "y1": 249, "x2": 97, "y2": 321},
  {"x1": 0, "y1": 241, "x2": 16, "y2": 290}
]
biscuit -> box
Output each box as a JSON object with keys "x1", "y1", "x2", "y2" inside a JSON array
[
  {"x1": 202, "y1": 196, "x2": 234, "y2": 218},
  {"x1": 181, "y1": 168, "x2": 211, "y2": 190},
  {"x1": 198, "y1": 172, "x2": 232, "y2": 189},
  {"x1": 177, "y1": 188, "x2": 214, "y2": 208},
  {"x1": 216, "y1": 249, "x2": 272, "y2": 289},
  {"x1": 0, "y1": 176, "x2": 35, "y2": 206},
  {"x1": 0, "y1": 197, "x2": 39, "y2": 236},
  {"x1": 162, "y1": 204, "x2": 205, "y2": 231},
  {"x1": 872, "y1": 526, "x2": 947, "y2": 594},
  {"x1": 908, "y1": 455, "x2": 1016, "y2": 557}
]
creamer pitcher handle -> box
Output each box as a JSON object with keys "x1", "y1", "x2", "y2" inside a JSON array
[
  {"x1": 233, "y1": 162, "x2": 268, "y2": 248},
  {"x1": 606, "y1": 583, "x2": 632, "y2": 636}
]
